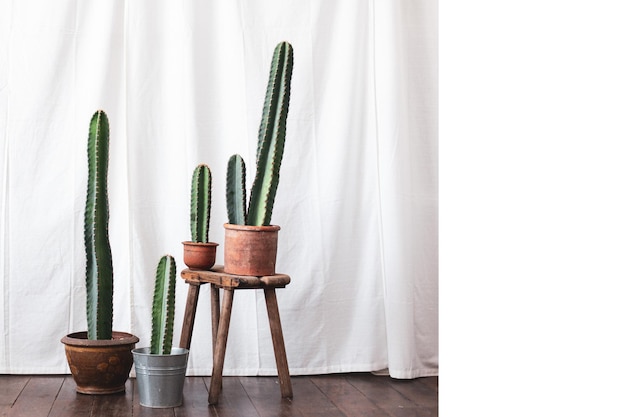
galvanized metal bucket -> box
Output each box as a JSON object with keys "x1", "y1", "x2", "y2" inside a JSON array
[{"x1": 132, "y1": 347, "x2": 189, "y2": 408}]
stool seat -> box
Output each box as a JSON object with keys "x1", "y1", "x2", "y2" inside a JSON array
[
  {"x1": 181, "y1": 266, "x2": 291, "y2": 289},
  {"x1": 179, "y1": 266, "x2": 292, "y2": 404}
]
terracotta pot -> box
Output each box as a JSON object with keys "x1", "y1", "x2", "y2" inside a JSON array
[
  {"x1": 223, "y1": 223, "x2": 280, "y2": 276},
  {"x1": 61, "y1": 331, "x2": 139, "y2": 394},
  {"x1": 182, "y1": 241, "x2": 219, "y2": 270}
]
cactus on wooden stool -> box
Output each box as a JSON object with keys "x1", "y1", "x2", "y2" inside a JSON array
[
  {"x1": 226, "y1": 41, "x2": 294, "y2": 226},
  {"x1": 150, "y1": 255, "x2": 177, "y2": 355},
  {"x1": 84, "y1": 110, "x2": 114, "y2": 341},
  {"x1": 183, "y1": 163, "x2": 217, "y2": 270},
  {"x1": 190, "y1": 164, "x2": 212, "y2": 243}
]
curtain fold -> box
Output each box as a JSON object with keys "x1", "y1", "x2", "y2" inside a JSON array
[
  {"x1": 0, "y1": 0, "x2": 437, "y2": 379},
  {"x1": 374, "y1": 0, "x2": 438, "y2": 378}
]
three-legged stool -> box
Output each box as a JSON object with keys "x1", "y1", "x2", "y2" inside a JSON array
[{"x1": 179, "y1": 266, "x2": 293, "y2": 404}]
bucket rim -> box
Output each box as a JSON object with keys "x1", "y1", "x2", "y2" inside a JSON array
[{"x1": 132, "y1": 347, "x2": 189, "y2": 357}]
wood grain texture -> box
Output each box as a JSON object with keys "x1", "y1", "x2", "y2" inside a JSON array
[
  {"x1": 387, "y1": 376, "x2": 439, "y2": 414},
  {"x1": 47, "y1": 377, "x2": 93, "y2": 417},
  {"x1": 179, "y1": 282, "x2": 201, "y2": 350},
  {"x1": 238, "y1": 377, "x2": 300, "y2": 417},
  {"x1": 210, "y1": 284, "x2": 220, "y2": 352},
  {"x1": 92, "y1": 379, "x2": 133, "y2": 416},
  {"x1": 173, "y1": 377, "x2": 210, "y2": 417},
  {"x1": 264, "y1": 288, "x2": 293, "y2": 398},
  {"x1": 0, "y1": 375, "x2": 29, "y2": 409},
  {"x1": 206, "y1": 377, "x2": 260, "y2": 417},
  {"x1": 178, "y1": 267, "x2": 292, "y2": 405},
  {"x1": 349, "y1": 373, "x2": 436, "y2": 417},
  {"x1": 284, "y1": 376, "x2": 346, "y2": 417},
  {"x1": 181, "y1": 267, "x2": 290, "y2": 289},
  {"x1": 1, "y1": 375, "x2": 437, "y2": 417},
  {"x1": 6, "y1": 376, "x2": 63, "y2": 417},
  {"x1": 208, "y1": 288, "x2": 235, "y2": 404}
]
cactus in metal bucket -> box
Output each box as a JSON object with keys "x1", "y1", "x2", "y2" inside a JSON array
[
  {"x1": 226, "y1": 41, "x2": 294, "y2": 226},
  {"x1": 84, "y1": 110, "x2": 114, "y2": 341},
  {"x1": 190, "y1": 164, "x2": 212, "y2": 243},
  {"x1": 150, "y1": 255, "x2": 177, "y2": 355}
]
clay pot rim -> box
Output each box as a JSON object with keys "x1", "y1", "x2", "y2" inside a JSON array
[
  {"x1": 182, "y1": 241, "x2": 219, "y2": 247},
  {"x1": 61, "y1": 331, "x2": 139, "y2": 347},
  {"x1": 223, "y1": 223, "x2": 281, "y2": 232}
]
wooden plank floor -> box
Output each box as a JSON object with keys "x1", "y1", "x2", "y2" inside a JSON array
[{"x1": 0, "y1": 373, "x2": 437, "y2": 417}]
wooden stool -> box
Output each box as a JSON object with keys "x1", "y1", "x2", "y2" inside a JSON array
[{"x1": 179, "y1": 266, "x2": 293, "y2": 405}]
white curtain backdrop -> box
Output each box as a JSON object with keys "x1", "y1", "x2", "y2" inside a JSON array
[{"x1": 0, "y1": 0, "x2": 437, "y2": 379}]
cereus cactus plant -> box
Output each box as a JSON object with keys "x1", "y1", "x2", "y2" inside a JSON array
[
  {"x1": 182, "y1": 164, "x2": 218, "y2": 270},
  {"x1": 150, "y1": 255, "x2": 177, "y2": 355},
  {"x1": 226, "y1": 41, "x2": 294, "y2": 226},
  {"x1": 190, "y1": 164, "x2": 212, "y2": 243},
  {"x1": 61, "y1": 110, "x2": 138, "y2": 396},
  {"x1": 132, "y1": 254, "x2": 188, "y2": 408},
  {"x1": 85, "y1": 110, "x2": 114, "y2": 341}
]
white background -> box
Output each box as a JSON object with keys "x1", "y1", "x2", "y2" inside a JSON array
[{"x1": 0, "y1": 1, "x2": 438, "y2": 380}]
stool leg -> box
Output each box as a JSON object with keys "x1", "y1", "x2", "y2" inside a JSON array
[
  {"x1": 264, "y1": 288, "x2": 293, "y2": 398},
  {"x1": 209, "y1": 288, "x2": 234, "y2": 405},
  {"x1": 179, "y1": 282, "x2": 201, "y2": 349},
  {"x1": 210, "y1": 284, "x2": 222, "y2": 392},
  {"x1": 210, "y1": 284, "x2": 220, "y2": 353}
]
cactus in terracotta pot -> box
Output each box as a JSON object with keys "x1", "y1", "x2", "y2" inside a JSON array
[
  {"x1": 226, "y1": 41, "x2": 294, "y2": 226},
  {"x1": 150, "y1": 255, "x2": 177, "y2": 355},
  {"x1": 183, "y1": 164, "x2": 218, "y2": 270},
  {"x1": 85, "y1": 110, "x2": 114, "y2": 340},
  {"x1": 223, "y1": 41, "x2": 294, "y2": 276},
  {"x1": 61, "y1": 110, "x2": 138, "y2": 396}
]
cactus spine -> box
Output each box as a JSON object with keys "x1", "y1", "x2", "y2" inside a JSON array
[
  {"x1": 150, "y1": 255, "x2": 177, "y2": 355},
  {"x1": 226, "y1": 41, "x2": 294, "y2": 226},
  {"x1": 190, "y1": 164, "x2": 212, "y2": 243},
  {"x1": 85, "y1": 110, "x2": 114, "y2": 341}
]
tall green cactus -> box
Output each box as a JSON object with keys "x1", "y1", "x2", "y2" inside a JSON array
[
  {"x1": 190, "y1": 164, "x2": 212, "y2": 243},
  {"x1": 85, "y1": 110, "x2": 114, "y2": 341},
  {"x1": 226, "y1": 41, "x2": 294, "y2": 226},
  {"x1": 248, "y1": 41, "x2": 294, "y2": 226},
  {"x1": 150, "y1": 255, "x2": 177, "y2": 355}
]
